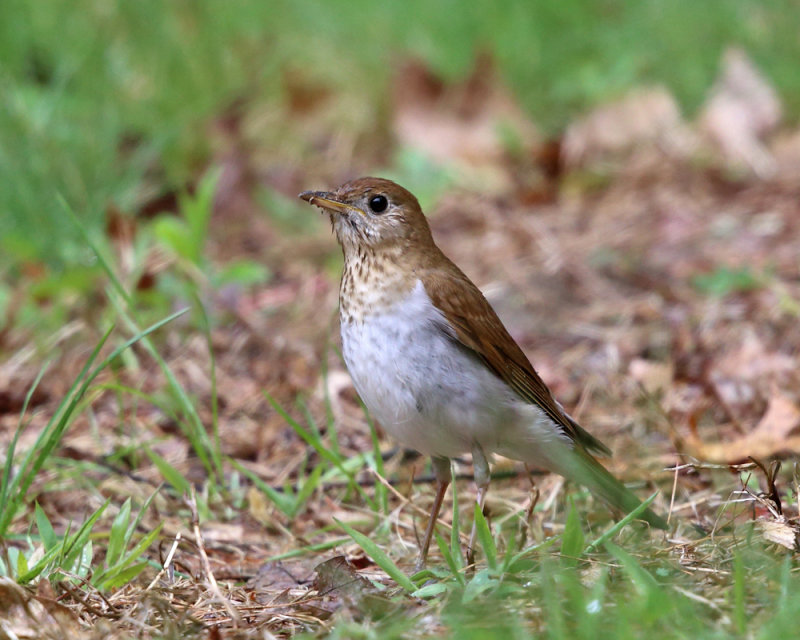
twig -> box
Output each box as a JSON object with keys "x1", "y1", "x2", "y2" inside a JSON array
[
  {"x1": 668, "y1": 463, "x2": 679, "y2": 525},
  {"x1": 145, "y1": 531, "x2": 182, "y2": 592},
  {"x1": 56, "y1": 572, "x2": 118, "y2": 619},
  {"x1": 517, "y1": 468, "x2": 540, "y2": 551},
  {"x1": 371, "y1": 468, "x2": 457, "y2": 535},
  {"x1": 540, "y1": 476, "x2": 565, "y2": 513},
  {"x1": 59, "y1": 582, "x2": 108, "y2": 619},
  {"x1": 671, "y1": 585, "x2": 723, "y2": 611},
  {"x1": 748, "y1": 456, "x2": 782, "y2": 515},
  {"x1": 185, "y1": 488, "x2": 240, "y2": 626}
]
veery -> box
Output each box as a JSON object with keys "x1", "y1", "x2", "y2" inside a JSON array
[{"x1": 300, "y1": 177, "x2": 667, "y2": 569}]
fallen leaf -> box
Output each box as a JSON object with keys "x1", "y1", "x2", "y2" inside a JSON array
[
  {"x1": 629, "y1": 358, "x2": 674, "y2": 395},
  {"x1": 392, "y1": 55, "x2": 539, "y2": 182},
  {"x1": 313, "y1": 556, "x2": 374, "y2": 601},
  {"x1": 699, "y1": 47, "x2": 782, "y2": 177},
  {"x1": 248, "y1": 485, "x2": 274, "y2": 526},
  {"x1": 709, "y1": 331, "x2": 795, "y2": 410},
  {"x1": 562, "y1": 86, "x2": 694, "y2": 166},
  {"x1": 195, "y1": 521, "x2": 249, "y2": 545},
  {"x1": 313, "y1": 556, "x2": 394, "y2": 618},
  {"x1": 0, "y1": 577, "x2": 80, "y2": 638},
  {"x1": 247, "y1": 561, "x2": 305, "y2": 592},
  {"x1": 682, "y1": 390, "x2": 800, "y2": 463},
  {"x1": 757, "y1": 517, "x2": 800, "y2": 552}
]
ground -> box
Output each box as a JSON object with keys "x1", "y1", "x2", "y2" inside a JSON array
[{"x1": 2, "y1": 4, "x2": 800, "y2": 637}]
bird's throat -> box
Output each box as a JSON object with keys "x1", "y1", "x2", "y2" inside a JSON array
[{"x1": 339, "y1": 244, "x2": 418, "y2": 324}]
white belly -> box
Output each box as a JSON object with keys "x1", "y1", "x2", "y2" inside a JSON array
[{"x1": 341, "y1": 280, "x2": 562, "y2": 460}]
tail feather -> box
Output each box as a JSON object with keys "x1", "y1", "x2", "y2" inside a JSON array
[{"x1": 547, "y1": 444, "x2": 668, "y2": 530}]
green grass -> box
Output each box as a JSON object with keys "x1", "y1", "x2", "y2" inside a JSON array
[
  {"x1": 3, "y1": 0, "x2": 800, "y2": 277},
  {"x1": 3, "y1": 288, "x2": 800, "y2": 638},
  {"x1": 0, "y1": 311, "x2": 183, "y2": 589},
  {"x1": 296, "y1": 494, "x2": 800, "y2": 639},
  {"x1": 0, "y1": 311, "x2": 186, "y2": 536},
  {"x1": 320, "y1": 502, "x2": 800, "y2": 639}
]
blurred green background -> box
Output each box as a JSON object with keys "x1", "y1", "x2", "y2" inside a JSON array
[{"x1": 2, "y1": 0, "x2": 799, "y2": 276}]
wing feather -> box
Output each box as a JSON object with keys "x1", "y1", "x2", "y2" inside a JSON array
[{"x1": 423, "y1": 266, "x2": 611, "y2": 456}]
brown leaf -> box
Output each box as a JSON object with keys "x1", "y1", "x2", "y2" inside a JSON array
[
  {"x1": 247, "y1": 486, "x2": 274, "y2": 526},
  {"x1": 712, "y1": 331, "x2": 795, "y2": 382},
  {"x1": 313, "y1": 556, "x2": 373, "y2": 600},
  {"x1": 757, "y1": 517, "x2": 800, "y2": 552},
  {"x1": 682, "y1": 390, "x2": 800, "y2": 463},
  {"x1": 313, "y1": 556, "x2": 393, "y2": 619},
  {"x1": 247, "y1": 561, "x2": 305, "y2": 592},
  {"x1": 392, "y1": 55, "x2": 539, "y2": 175},
  {"x1": 629, "y1": 358, "x2": 674, "y2": 395},
  {"x1": 699, "y1": 47, "x2": 782, "y2": 177},
  {"x1": 282, "y1": 68, "x2": 332, "y2": 115},
  {"x1": 0, "y1": 386, "x2": 49, "y2": 415},
  {"x1": 562, "y1": 86, "x2": 694, "y2": 166},
  {"x1": 708, "y1": 332, "x2": 795, "y2": 421}
]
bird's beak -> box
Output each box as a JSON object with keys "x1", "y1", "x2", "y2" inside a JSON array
[{"x1": 298, "y1": 190, "x2": 364, "y2": 216}]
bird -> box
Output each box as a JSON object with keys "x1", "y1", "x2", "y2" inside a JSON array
[{"x1": 299, "y1": 177, "x2": 667, "y2": 569}]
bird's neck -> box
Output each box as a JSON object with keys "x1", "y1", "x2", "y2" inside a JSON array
[{"x1": 339, "y1": 243, "x2": 422, "y2": 324}]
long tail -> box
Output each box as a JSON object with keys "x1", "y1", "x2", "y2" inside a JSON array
[{"x1": 545, "y1": 444, "x2": 668, "y2": 530}]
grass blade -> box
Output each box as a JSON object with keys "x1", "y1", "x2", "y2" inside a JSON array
[
  {"x1": 560, "y1": 499, "x2": 584, "y2": 566},
  {"x1": 364, "y1": 404, "x2": 388, "y2": 515},
  {"x1": 18, "y1": 500, "x2": 110, "y2": 584},
  {"x1": 541, "y1": 556, "x2": 566, "y2": 640},
  {"x1": 94, "y1": 522, "x2": 164, "y2": 590},
  {"x1": 0, "y1": 329, "x2": 111, "y2": 535},
  {"x1": 732, "y1": 551, "x2": 746, "y2": 634},
  {"x1": 604, "y1": 541, "x2": 662, "y2": 599},
  {"x1": 450, "y1": 476, "x2": 462, "y2": 571},
  {"x1": 336, "y1": 518, "x2": 416, "y2": 593},
  {"x1": 319, "y1": 349, "x2": 341, "y2": 456},
  {"x1": 144, "y1": 448, "x2": 191, "y2": 495},
  {"x1": 193, "y1": 292, "x2": 225, "y2": 485},
  {"x1": 65, "y1": 198, "x2": 222, "y2": 485},
  {"x1": 34, "y1": 503, "x2": 58, "y2": 551},
  {"x1": 585, "y1": 491, "x2": 659, "y2": 554},
  {"x1": 230, "y1": 458, "x2": 298, "y2": 517},
  {"x1": 0, "y1": 364, "x2": 49, "y2": 518},
  {"x1": 106, "y1": 498, "x2": 132, "y2": 566},
  {"x1": 473, "y1": 502, "x2": 497, "y2": 570},
  {"x1": 294, "y1": 463, "x2": 325, "y2": 512},
  {"x1": 264, "y1": 391, "x2": 376, "y2": 509},
  {"x1": 266, "y1": 537, "x2": 351, "y2": 562},
  {"x1": 435, "y1": 532, "x2": 465, "y2": 585}
]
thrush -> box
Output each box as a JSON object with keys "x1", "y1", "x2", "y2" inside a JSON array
[{"x1": 299, "y1": 177, "x2": 667, "y2": 569}]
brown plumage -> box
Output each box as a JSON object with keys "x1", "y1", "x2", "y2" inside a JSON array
[{"x1": 422, "y1": 262, "x2": 612, "y2": 457}]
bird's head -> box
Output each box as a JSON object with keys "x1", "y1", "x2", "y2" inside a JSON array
[{"x1": 300, "y1": 177, "x2": 433, "y2": 254}]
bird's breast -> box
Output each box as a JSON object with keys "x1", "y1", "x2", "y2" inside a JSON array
[
  {"x1": 338, "y1": 251, "x2": 417, "y2": 323},
  {"x1": 340, "y1": 279, "x2": 526, "y2": 457}
]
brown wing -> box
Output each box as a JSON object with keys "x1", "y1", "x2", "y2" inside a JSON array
[{"x1": 422, "y1": 265, "x2": 611, "y2": 456}]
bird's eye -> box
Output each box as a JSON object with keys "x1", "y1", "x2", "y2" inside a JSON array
[{"x1": 368, "y1": 195, "x2": 388, "y2": 213}]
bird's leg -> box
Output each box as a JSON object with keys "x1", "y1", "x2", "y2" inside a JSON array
[
  {"x1": 467, "y1": 443, "x2": 491, "y2": 566},
  {"x1": 415, "y1": 456, "x2": 452, "y2": 572},
  {"x1": 517, "y1": 464, "x2": 540, "y2": 551}
]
